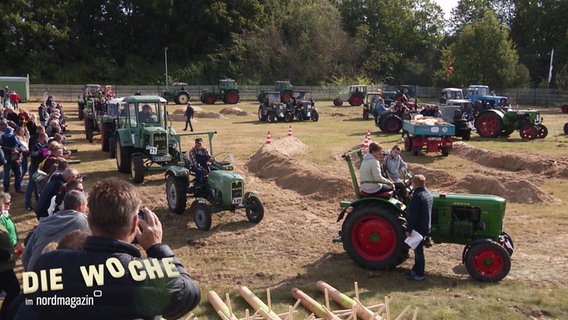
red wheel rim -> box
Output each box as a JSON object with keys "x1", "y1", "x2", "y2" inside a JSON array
[
  {"x1": 385, "y1": 117, "x2": 401, "y2": 132},
  {"x1": 520, "y1": 125, "x2": 537, "y2": 139},
  {"x1": 472, "y1": 247, "x2": 505, "y2": 278},
  {"x1": 226, "y1": 92, "x2": 238, "y2": 104},
  {"x1": 478, "y1": 116, "x2": 499, "y2": 137},
  {"x1": 205, "y1": 95, "x2": 215, "y2": 104},
  {"x1": 351, "y1": 216, "x2": 396, "y2": 261},
  {"x1": 352, "y1": 96, "x2": 362, "y2": 106}
]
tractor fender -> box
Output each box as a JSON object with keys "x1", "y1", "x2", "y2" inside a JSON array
[
  {"x1": 115, "y1": 129, "x2": 135, "y2": 147},
  {"x1": 243, "y1": 191, "x2": 260, "y2": 202},
  {"x1": 165, "y1": 166, "x2": 191, "y2": 179},
  {"x1": 461, "y1": 238, "x2": 493, "y2": 264},
  {"x1": 478, "y1": 108, "x2": 505, "y2": 119},
  {"x1": 337, "y1": 197, "x2": 405, "y2": 223}
]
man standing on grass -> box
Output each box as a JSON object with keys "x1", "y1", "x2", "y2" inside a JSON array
[
  {"x1": 406, "y1": 174, "x2": 432, "y2": 281},
  {"x1": 183, "y1": 102, "x2": 194, "y2": 131}
]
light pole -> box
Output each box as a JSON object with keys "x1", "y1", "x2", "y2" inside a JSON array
[{"x1": 164, "y1": 47, "x2": 169, "y2": 90}]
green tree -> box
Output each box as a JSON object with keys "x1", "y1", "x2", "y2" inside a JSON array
[{"x1": 434, "y1": 11, "x2": 529, "y2": 89}]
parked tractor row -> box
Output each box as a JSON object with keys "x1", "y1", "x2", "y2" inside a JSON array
[{"x1": 258, "y1": 91, "x2": 319, "y2": 122}]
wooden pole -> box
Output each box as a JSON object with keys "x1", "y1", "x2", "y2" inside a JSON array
[
  {"x1": 238, "y1": 286, "x2": 282, "y2": 320},
  {"x1": 291, "y1": 288, "x2": 341, "y2": 320},
  {"x1": 207, "y1": 291, "x2": 239, "y2": 320},
  {"x1": 316, "y1": 281, "x2": 381, "y2": 320}
]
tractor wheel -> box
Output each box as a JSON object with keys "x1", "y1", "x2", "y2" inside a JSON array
[
  {"x1": 475, "y1": 112, "x2": 503, "y2": 138},
  {"x1": 202, "y1": 94, "x2": 216, "y2": 104},
  {"x1": 166, "y1": 175, "x2": 187, "y2": 214},
  {"x1": 464, "y1": 240, "x2": 511, "y2": 282},
  {"x1": 296, "y1": 111, "x2": 304, "y2": 121},
  {"x1": 380, "y1": 113, "x2": 402, "y2": 133},
  {"x1": 341, "y1": 205, "x2": 408, "y2": 270},
  {"x1": 404, "y1": 137, "x2": 413, "y2": 152},
  {"x1": 561, "y1": 104, "x2": 568, "y2": 113},
  {"x1": 363, "y1": 109, "x2": 370, "y2": 120},
  {"x1": 349, "y1": 94, "x2": 364, "y2": 106},
  {"x1": 519, "y1": 123, "x2": 538, "y2": 140},
  {"x1": 536, "y1": 124, "x2": 548, "y2": 139},
  {"x1": 116, "y1": 138, "x2": 132, "y2": 173},
  {"x1": 78, "y1": 104, "x2": 85, "y2": 121},
  {"x1": 109, "y1": 136, "x2": 116, "y2": 158},
  {"x1": 441, "y1": 147, "x2": 450, "y2": 157},
  {"x1": 85, "y1": 120, "x2": 94, "y2": 142},
  {"x1": 281, "y1": 90, "x2": 293, "y2": 104},
  {"x1": 311, "y1": 110, "x2": 319, "y2": 122},
  {"x1": 564, "y1": 123, "x2": 568, "y2": 135},
  {"x1": 499, "y1": 231, "x2": 514, "y2": 257},
  {"x1": 131, "y1": 154, "x2": 145, "y2": 184},
  {"x1": 101, "y1": 123, "x2": 112, "y2": 152},
  {"x1": 267, "y1": 114, "x2": 275, "y2": 123},
  {"x1": 245, "y1": 195, "x2": 264, "y2": 224},
  {"x1": 223, "y1": 90, "x2": 239, "y2": 104},
  {"x1": 284, "y1": 112, "x2": 293, "y2": 122},
  {"x1": 462, "y1": 129, "x2": 471, "y2": 141},
  {"x1": 333, "y1": 98, "x2": 343, "y2": 107},
  {"x1": 258, "y1": 107, "x2": 266, "y2": 121},
  {"x1": 175, "y1": 92, "x2": 190, "y2": 105},
  {"x1": 191, "y1": 202, "x2": 212, "y2": 231}
]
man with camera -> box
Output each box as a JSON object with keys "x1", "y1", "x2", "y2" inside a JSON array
[{"x1": 20, "y1": 178, "x2": 201, "y2": 319}]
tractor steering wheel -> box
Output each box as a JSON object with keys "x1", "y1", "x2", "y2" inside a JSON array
[{"x1": 212, "y1": 152, "x2": 233, "y2": 166}]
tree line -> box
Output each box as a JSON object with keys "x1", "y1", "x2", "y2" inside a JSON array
[{"x1": 0, "y1": 0, "x2": 566, "y2": 91}]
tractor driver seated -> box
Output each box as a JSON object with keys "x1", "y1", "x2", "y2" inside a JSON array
[
  {"x1": 188, "y1": 137, "x2": 215, "y2": 188},
  {"x1": 359, "y1": 142, "x2": 394, "y2": 197},
  {"x1": 139, "y1": 104, "x2": 156, "y2": 123}
]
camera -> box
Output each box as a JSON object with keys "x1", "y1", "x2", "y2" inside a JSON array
[{"x1": 138, "y1": 210, "x2": 145, "y2": 221}]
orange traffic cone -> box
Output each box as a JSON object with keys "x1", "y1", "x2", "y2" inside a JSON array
[
  {"x1": 363, "y1": 129, "x2": 371, "y2": 149},
  {"x1": 287, "y1": 125, "x2": 293, "y2": 137},
  {"x1": 266, "y1": 130, "x2": 272, "y2": 144}
]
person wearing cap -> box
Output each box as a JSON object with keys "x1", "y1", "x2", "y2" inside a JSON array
[
  {"x1": 1, "y1": 126, "x2": 24, "y2": 193},
  {"x1": 183, "y1": 102, "x2": 194, "y2": 131},
  {"x1": 187, "y1": 138, "x2": 213, "y2": 187}
]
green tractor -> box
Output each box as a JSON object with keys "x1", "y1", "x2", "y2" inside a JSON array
[
  {"x1": 474, "y1": 107, "x2": 548, "y2": 139},
  {"x1": 333, "y1": 85, "x2": 367, "y2": 107},
  {"x1": 110, "y1": 95, "x2": 182, "y2": 184},
  {"x1": 82, "y1": 95, "x2": 110, "y2": 144},
  {"x1": 335, "y1": 149, "x2": 514, "y2": 282},
  {"x1": 258, "y1": 80, "x2": 295, "y2": 104},
  {"x1": 77, "y1": 84, "x2": 103, "y2": 121},
  {"x1": 162, "y1": 82, "x2": 191, "y2": 105},
  {"x1": 200, "y1": 79, "x2": 240, "y2": 104},
  {"x1": 164, "y1": 132, "x2": 264, "y2": 231}
]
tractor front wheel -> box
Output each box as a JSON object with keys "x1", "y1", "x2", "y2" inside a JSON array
[
  {"x1": 166, "y1": 175, "x2": 187, "y2": 214},
  {"x1": 223, "y1": 90, "x2": 239, "y2": 104},
  {"x1": 245, "y1": 195, "x2": 264, "y2": 224},
  {"x1": 101, "y1": 123, "x2": 112, "y2": 152},
  {"x1": 341, "y1": 206, "x2": 408, "y2": 270},
  {"x1": 202, "y1": 94, "x2": 216, "y2": 104},
  {"x1": 464, "y1": 240, "x2": 511, "y2": 282},
  {"x1": 191, "y1": 202, "x2": 212, "y2": 231},
  {"x1": 475, "y1": 112, "x2": 503, "y2": 138},
  {"x1": 131, "y1": 154, "x2": 145, "y2": 184},
  {"x1": 175, "y1": 92, "x2": 190, "y2": 105},
  {"x1": 349, "y1": 94, "x2": 363, "y2": 106},
  {"x1": 561, "y1": 104, "x2": 568, "y2": 113},
  {"x1": 258, "y1": 107, "x2": 266, "y2": 121},
  {"x1": 333, "y1": 98, "x2": 343, "y2": 107},
  {"x1": 311, "y1": 110, "x2": 319, "y2": 122},
  {"x1": 536, "y1": 124, "x2": 548, "y2": 139},
  {"x1": 519, "y1": 123, "x2": 538, "y2": 140},
  {"x1": 116, "y1": 138, "x2": 132, "y2": 173},
  {"x1": 86, "y1": 120, "x2": 94, "y2": 143},
  {"x1": 284, "y1": 112, "x2": 293, "y2": 122},
  {"x1": 564, "y1": 123, "x2": 568, "y2": 135},
  {"x1": 296, "y1": 111, "x2": 304, "y2": 121}
]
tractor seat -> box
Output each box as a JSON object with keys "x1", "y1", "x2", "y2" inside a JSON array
[{"x1": 357, "y1": 190, "x2": 394, "y2": 199}]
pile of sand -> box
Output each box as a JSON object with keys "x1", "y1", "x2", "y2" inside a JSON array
[
  {"x1": 219, "y1": 106, "x2": 249, "y2": 116},
  {"x1": 247, "y1": 137, "x2": 352, "y2": 200}
]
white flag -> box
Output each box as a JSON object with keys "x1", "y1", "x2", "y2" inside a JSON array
[{"x1": 548, "y1": 48, "x2": 554, "y2": 85}]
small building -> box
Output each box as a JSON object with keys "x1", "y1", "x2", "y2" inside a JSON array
[{"x1": 0, "y1": 75, "x2": 30, "y2": 102}]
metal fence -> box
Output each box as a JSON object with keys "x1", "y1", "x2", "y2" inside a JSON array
[{"x1": 29, "y1": 84, "x2": 568, "y2": 106}]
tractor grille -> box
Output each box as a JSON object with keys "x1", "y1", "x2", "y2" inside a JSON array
[
  {"x1": 153, "y1": 132, "x2": 168, "y2": 153},
  {"x1": 232, "y1": 181, "x2": 243, "y2": 198}
]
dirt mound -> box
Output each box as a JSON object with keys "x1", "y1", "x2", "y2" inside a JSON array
[
  {"x1": 452, "y1": 142, "x2": 560, "y2": 175},
  {"x1": 247, "y1": 137, "x2": 352, "y2": 200},
  {"x1": 219, "y1": 106, "x2": 249, "y2": 116},
  {"x1": 453, "y1": 174, "x2": 558, "y2": 204},
  {"x1": 407, "y1": 164, "x2": 457, "y2": 188},
  {"x1": 197, "y1": 111, "x2": 224, "y2": 119}
]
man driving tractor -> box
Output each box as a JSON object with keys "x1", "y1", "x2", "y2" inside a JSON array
[{"x1": 188, "y1": 137, "x2": 214, "y2": 187}]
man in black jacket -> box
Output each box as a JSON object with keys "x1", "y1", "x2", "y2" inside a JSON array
[
  {"x1": 21, "y1": 178, "x2": 200, "y2": 319},
  {"x1": 406, "y1": 174, "x2": 433, "y2": 281}
]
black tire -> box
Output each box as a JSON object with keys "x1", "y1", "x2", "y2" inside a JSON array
[
  {"x1": 475, "y1": 112, "x2": 503, "y2": 138},
  {"x1": 78, "y1": 103, "x2": 85, "y2": 121},
  {"x1": 245, "y1": 195, "x2": 264, "y2": 223},
  {"x1": 441, "y1": 147, "x2": 450, "y2": 157},
  {"x1": 363, "y1": 109, "x2": 369, "y2": 120},
  {"x1": 296, "y1": 111, "x2": 304, "y2": 121},
  {"x1": 341, "y1": 205, "x2": 408, "y2": 270},
  {"x1": 462, "y1": 129, "x2": 471, "y2": 141},
  {"x1": 166, "y1": 175, "x2": 187, "y2": 214},
  {"x1": 519, "y1": 123, "x2": 538, "y2": 140},
  {"x1": 333, "y1": 98, "x2": 343, "y2": 107},
  {"x1": 223, "y1": 90, "x2": 239, "y2": 104},
  {"x1": 175, "y1": 92, "x2": 190, "y2": 105},
  {"x1": 267, "y1": 114, "x2": 275, "y2": 123},
  {"x1": 536, "y1": 124, "x2": 548, "y2": 139},
  {"x1": 85, "y1": 120, "x2": 94, "y2": 142},
  {"x1": 258, "y1": 106, "x2": 266, "y2": 121},
  {"x1": 116, "y1": 138, "x2": 132, "y2": 173},
  {"x1": 202, "y1": 93, "x2": 216, "y2": 104},
  {"x1": 101, "y1": 123, "x2": 112, "y2": 152},
  {"x1": 191, "y1": 202, "x2": 212, "y2": 231},
  {"x1": 131, "y1": 154, "x2": 145, "y2": 184},
  {"x1": 379, "y1": 113, "x2": 402, "y2": 133},
  {"x1": 311, "y1": 110, "x2": 319, "y2": 122},
  {"x1": 464, "y1": 240, "x2": 511, "y2": 282},
  {"x1": 349, "y1": 94, "x2": 364, "y2": 106},
  {"x1": 109, "y1": 136, "x2": 116, "y2": 158},
  {"x1": 564, "y1": 123, "x2": 568, "y2": 135},
  {"x1": 284, "y1": 112, "x2": 293, "y2": 122}
]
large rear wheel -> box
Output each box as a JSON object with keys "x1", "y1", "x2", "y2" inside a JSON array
[
  {"x1": 380, "y1": 113, "x2": 402, "y2": 133},
  {"x1": 223, "y1": 90, "x2": 239, "y2": 104},
  {"x1": 342, "y1": 205, "x2": 408, "y2": 270},
  {"x1": 191, "y1": 202, "x2": 212, "y2": 231},
  {"x1": 245, "y1": 195, "x2": 264, "y2": 223},
  {"x1": 475, "y1": 112, "x2": 503, "y2": 138},
  {"x1": 166, "y1": 175, "x2": 187, "y2": 214},
  {"x1": 349, "y1": 94, "x2": 363, "y2": 106},
  {"x1": 464, "y1": 240, "x2": 510, "y2": 282}
]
